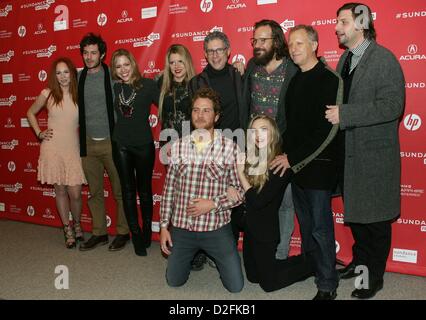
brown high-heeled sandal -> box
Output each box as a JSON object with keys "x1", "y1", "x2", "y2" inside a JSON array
[
  {"x1": 74, "y1": 221, "x2": 84, "y2": 242},
  {"x1": 63, "y1": 224, "x2": 76, "y2": 249}
]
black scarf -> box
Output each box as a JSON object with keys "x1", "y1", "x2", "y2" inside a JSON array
[{"x1": 78, "y1": 62, "x2": 114, "y2": 157}]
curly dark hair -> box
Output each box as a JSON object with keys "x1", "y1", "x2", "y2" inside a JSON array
[{"x1": 79, "y1": 32, "x2": 107, "y2": 57}]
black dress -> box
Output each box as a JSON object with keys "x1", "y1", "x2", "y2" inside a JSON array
[{"x1": 243, "y1": 169, "x2": 314, "y2": 292}]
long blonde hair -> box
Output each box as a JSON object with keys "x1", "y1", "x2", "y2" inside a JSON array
[
  {"x1": 110, "y1": 48, "x2": 143, "y2": 90},
  {"x1": 245, "y1": 115, "x2": 282, "y2": 192},
  {"x1": 159, "y1": 44, "x2": 195, "y2": 119}
]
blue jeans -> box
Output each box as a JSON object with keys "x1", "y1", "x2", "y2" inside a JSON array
[
  {"x1": 276, "y1": 183, "x2": 295, "y2": 259},
  {"x1": 166, "y1": 224, "x2": 244, "y2": 293},
  {"x1": 292, "y1": 183, "x2": 339, "y2": 292}
]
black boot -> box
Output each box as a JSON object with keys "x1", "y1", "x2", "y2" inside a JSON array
[
  {"x1": 143, "y1": 219, "x2": 152, "y2": 248},
  {"x1": 131, "y1": 232, "x2": 147, "y2": 256}
]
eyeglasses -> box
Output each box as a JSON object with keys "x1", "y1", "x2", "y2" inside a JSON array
[
  {"x1": 250, "y1": 37, "x2": 274, "y2": 47},
  {"x1": 205, "y1": 47, "x2": 227, "y2": 56}
]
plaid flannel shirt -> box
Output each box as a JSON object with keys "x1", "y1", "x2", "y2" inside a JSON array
[{"x1": 160, "y1": 130, "x2": 243, "y2": 232}]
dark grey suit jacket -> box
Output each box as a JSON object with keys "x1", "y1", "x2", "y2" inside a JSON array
[{"x1": 337, "y1": 41, "x2": 405, "y2": 224}]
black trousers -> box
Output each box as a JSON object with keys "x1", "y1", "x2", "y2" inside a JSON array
[
  {"x1": 113, "y1": 142, "x2": 155, "y2": 235},
  {"x1": 349, "y1": 220, "x2": 393, "y2": 286}
]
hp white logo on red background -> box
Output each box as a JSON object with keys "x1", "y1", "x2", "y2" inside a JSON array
[
  {"x1": 404, "y1": 114, "x2": 421, "y2": 131},
  {"x1": 149, "y1": 114, "x2": 158, "y2": 128},
  {"x1": 232, "y1": 54, "x2": 246, "y2": 66},
  {"x1": 27, "y1": 205, "x2": 35, "y2": 217},
  {"x1": 200, "y1": 0, "x2": 213, "y2": 13},
  {"x1": 97, "y1": 13, "x2": 107, "y2": 26},
  {"x1": 18, "y1": 25, "x2": 26, "y2": 37},
  {"x1": 38, "y1": 70, "x2": 47, "y2": 82},
  {"x1": 7, "y1": 161, "x2": 16, "y2": 172}
]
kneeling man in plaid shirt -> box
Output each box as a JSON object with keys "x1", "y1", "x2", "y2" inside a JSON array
[{"x1": 160, "y1": 87, "x2": 244, "y2": 293}]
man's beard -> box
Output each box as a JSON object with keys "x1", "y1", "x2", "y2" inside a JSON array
[{"x1": 253, "y1": 47, "x2": 276, "y2": 66}]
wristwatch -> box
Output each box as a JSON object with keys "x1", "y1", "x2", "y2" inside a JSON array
[{"x1": 160, "y1": 219, "x2": 169, "y2": 228}]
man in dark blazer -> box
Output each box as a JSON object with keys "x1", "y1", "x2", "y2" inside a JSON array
[
  {"x1": 273, "y1": 25, "x2": 343, "y2": 300},
  {"x1": 326, "y1": 3, "x2": 405, "y2": 299}
]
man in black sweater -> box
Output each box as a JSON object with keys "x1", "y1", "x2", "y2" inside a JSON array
[{"x1": 271, "y1": 25, "x2": 342, "y2": 300}]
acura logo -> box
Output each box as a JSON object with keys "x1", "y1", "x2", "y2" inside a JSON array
[
  {"x1": 408, "y1": 44, "x2": 418, "y2": 54},
  {"x1": 121, "y1": 10, "x2": 128, "y2": 19}
]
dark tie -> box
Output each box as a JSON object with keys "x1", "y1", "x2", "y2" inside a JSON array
[{"x1": 341, "y1": 51, "x2": 353, "y2": 79}]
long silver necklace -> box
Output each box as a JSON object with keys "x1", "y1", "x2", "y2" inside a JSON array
[{"x1": 118, "y1": 84, "x2": 137, "y2": 118}]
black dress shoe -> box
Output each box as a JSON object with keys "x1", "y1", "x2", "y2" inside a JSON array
[
  {"x1": 79, "y1": 234, "x2": 108, "y2": 251},
  {"x1": 108, "y1": 234, "x2": 130, "y2": 251},
  {"x1": 313, "y1": 290, "x2": 337, "y2": 300},
  {"x1": 338, "y1": 263, "x2": 357, "y2": 279},
  {"x1": 351, "y1": 281, "x2": 383, "y2": 299}
]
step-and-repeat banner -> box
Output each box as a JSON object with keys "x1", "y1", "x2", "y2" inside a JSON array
[{"x1": 0, "y1": 0, "x2": 425, "y2": 276}]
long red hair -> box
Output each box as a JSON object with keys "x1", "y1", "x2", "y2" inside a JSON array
[{"x1": 47, "y1": 57, "x2": 78, "y2": 107}]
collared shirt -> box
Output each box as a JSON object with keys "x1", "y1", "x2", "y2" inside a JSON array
[
  {"x1": 349, "y1": 39, "x2": 371, "y2": 73},
  {"x1": 250, "y1": 60, "x2": 287, "y2": 118},
  {"x1": 160, "y1": 130, "x2": 243, "y2": 232}
]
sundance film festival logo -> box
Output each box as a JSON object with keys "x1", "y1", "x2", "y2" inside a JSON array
[
  {"x1": 232, "y1": 54, "x2": 246, "y2": 66},
  {"x1": 400, "y1": 44, "x2": 426, "y2": 61},
  {"x1": 117, "y1": 10, "x2": 133, "y2": 23},
  {"x1": 39, "y1": 70, "x2": 47, "y2": 82},
  {"x1": 280, "y1": 19, "x2": 295, "y2": 33},
  {"x1": 34, "y1": 23, "x2": 47, "y2": 35},
  {"x1": 127, "y1": 32, "x2": 160, "y2": 48},
  {"x1": 7, "y1": 161, "x2": 16, "y2": 172},
  {"x1": 0, "y1": 95, "x2": 17, "y2": 106},
  {"x1": 1, "y1": 182, "x2": 23, "y2": 193},
  {"x1": 18, "y1": 25, "x2": 26, "y2": 37},
  {"x1": 153, "y1": 194, "x2": 162, "y2": 205},
  {"x1": 226, "y1": 0, "x2": 247, "y2": 10},
  {"x1": 393, "y1": 248, "x2": 417, "y2": 264},
  {"x1": 200, "y1": 0, "x2": 213, "y2": 13},
  {"x1": 406, "y1": 82, "x2": 425, "y2": 89},
  {"x1": 23, "y1": 45, "x2": 57, "y2": 58},
  {"x1": 0, "y1": 50, "x2": 14, "y2": 62},
  {"x1": 115, "y1": 34, "x2": 161, "y2": 48},
  {"x1": 397, "y1": 217, "x2": 426, "y2": 232},
  {"x1": 97, "y1": 13, "x2": 107, "y2": 26},
  {"x1": 172, "y1": 26, "x2": 222, "y2": 42},
  {"x1": 396, "y1": 11, "x2": 426, "y2": 19},
  {"x1": 0, "y1": 4, "x2": 12, "y2": 17},
  {"x1": 404, "y1": 114, "x2": 422, "y2": 131},
  {"x1": 21, "y1": 0, "x2": 55, "y2": 11},
  {"x1": 312, "y1": 11, "x2": 376, "y2": 26},
  {"x1": 1, "y1": 139, "x2": 19, "y2": 150}
]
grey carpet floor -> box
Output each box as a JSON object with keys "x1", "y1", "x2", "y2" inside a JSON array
[{"x1": 0, "y1": 219, "x2": 425, "y2": 300}]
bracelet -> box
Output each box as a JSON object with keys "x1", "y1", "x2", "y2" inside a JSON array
[{"x1": 38, "y1": 131, "x2": 43, "y2": 139}]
